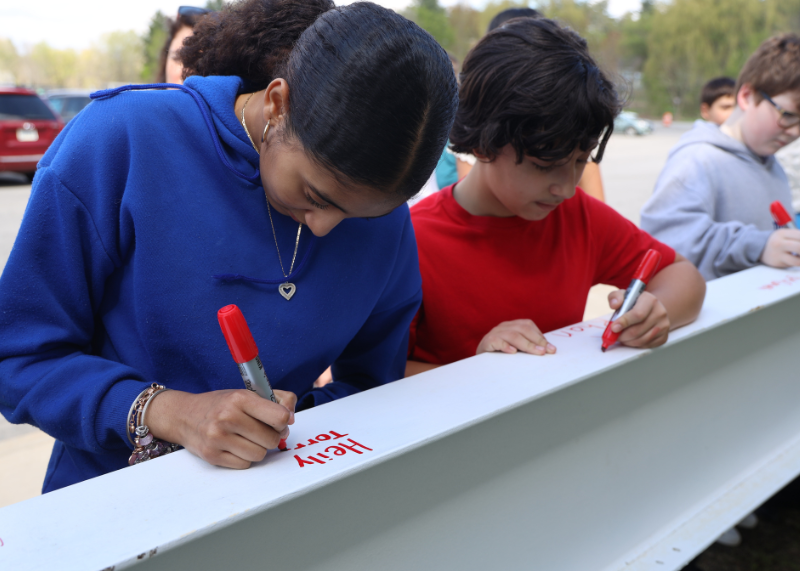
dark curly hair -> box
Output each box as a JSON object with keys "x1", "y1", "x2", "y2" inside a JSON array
[
  {"x1": 180, "y1": 0, "x2": 459, "y2": 201},
  {"x1": 450, "y1": 17, "x2": 621, "y2": 165}
]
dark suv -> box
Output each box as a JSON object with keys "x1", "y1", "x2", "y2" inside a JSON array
[{"x1": 0, "y1": 87, "x2": 64, "y2": 181}]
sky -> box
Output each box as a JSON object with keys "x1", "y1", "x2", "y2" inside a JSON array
[{"x1": 0, "y1": 0, "x2": 643, "y2": 51}]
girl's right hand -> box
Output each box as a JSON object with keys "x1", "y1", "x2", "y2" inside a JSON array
[
  {"x1": 476, "y1": 319, "x2": 556, "y2": 356},
  {"x1": 146, "y1": 389, "x2": 296, "y2": 469}
]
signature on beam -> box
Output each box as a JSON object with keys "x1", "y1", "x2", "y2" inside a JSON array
[{"x1": 759, "y1": 275, "x2": 800, "y2": 291}]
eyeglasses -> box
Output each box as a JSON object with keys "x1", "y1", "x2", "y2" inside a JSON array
[
  {"x1": 178, "y1": 6, "x2": 211, "y2": 17},
  {"x1": 759, "y1": 91, "x2": 800, "y2": 129}
]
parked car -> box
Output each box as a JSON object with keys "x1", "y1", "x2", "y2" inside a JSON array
[
  {"x1": 0, "y1": 87, "x2": 64, "y2": 181},
  {"x1": 46, "y1": 89, "x2": 93, "y2": 122},
  {"x1": 614, "y1": 111, "x2": 654, "y2": 136}
]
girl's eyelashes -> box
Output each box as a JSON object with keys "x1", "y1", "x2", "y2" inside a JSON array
[{"x1": 305, "y1": 192, "x2": 329, "y2": 210}]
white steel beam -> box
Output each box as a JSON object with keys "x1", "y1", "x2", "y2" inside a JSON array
[{"x1": 1, "y1": 266, "x2": 799, "y2": 571}]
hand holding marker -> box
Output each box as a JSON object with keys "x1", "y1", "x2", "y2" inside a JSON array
[
  {"x1": 218, "y1": 304, "x2": 288, "y2": 451},
  {"x1": 601, "y1": 249, "x2": 663, "y2": 352},
  {"x1": 770, "y1": 200, "x2": 797, "y2": 229},
  {"x1": 770, "y1": 200, "x2": 799, "y2": 258}
]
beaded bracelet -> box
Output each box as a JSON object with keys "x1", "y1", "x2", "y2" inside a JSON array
[{"x1": 127, "y1": 383, "x2": 181, "y2": 466}]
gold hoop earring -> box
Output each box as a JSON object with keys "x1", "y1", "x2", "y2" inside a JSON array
[{"x1": 262, "y1": 119, "x2": 271, "y2": 143}]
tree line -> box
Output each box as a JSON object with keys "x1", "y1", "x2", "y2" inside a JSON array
[
  {"x1": 405, "y1": 0, "x2": 800, "y2": 118},
  {"x1": 1, "y1": 0, "x2": 799, "y2": 118}
]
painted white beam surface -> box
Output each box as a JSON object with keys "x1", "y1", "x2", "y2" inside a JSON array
[{"x1": 1, "y1": 266, "x2": 800, "y2": 571}]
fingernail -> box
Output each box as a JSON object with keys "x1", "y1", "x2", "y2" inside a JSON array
[
  {"x1": 546, "y1": 344, "x2": 556, "y2": 353},
  {"x1": 289, "y1": 411, "x2": 295, "y2": 424},
  {"x1": 612, "y1": 323, "x2": 622, "y2": 332}
]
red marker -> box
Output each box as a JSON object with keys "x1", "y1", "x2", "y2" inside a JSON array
[
  {"x1": 770, "y1": 200, "x2": 797, "y2": 229},
  {"x1": 218, "y1": 304, "x2": 287, "y2": 451},
  {"x1": 601, "y1": 249, "x2": 663, "y2": 352}
]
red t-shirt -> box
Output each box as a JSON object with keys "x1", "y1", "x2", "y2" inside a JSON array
[{"x1": 409, "y1": 184, "x2": 675, "y2": 365}]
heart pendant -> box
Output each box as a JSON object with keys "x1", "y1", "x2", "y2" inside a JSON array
[{"x1": 279, "y1": 282, "x2": 296, "y2": 301}]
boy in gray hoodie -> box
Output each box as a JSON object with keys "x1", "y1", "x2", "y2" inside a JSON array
[{"x1": 641, "y1": 34, "x2": 800, "y2": 281}]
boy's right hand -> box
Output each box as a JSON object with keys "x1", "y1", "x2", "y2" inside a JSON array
[
  {"x1": 476, "y1": 319, "x2": 556, "y2": 356},
  {"x1": 147, "y1": 388, "x2": 296, "y2": 470},
  {"x1": 761, "y1": 229, "x2": 800, "y2": 268}
]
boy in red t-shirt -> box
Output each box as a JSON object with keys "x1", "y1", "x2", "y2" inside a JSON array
[{"x1": 406, "y1": 18, "x2": 706, "y2": 375}]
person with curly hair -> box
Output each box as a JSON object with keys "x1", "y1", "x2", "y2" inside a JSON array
[{"x1": 0, "y1": 0, "x2": 458, "y2": 491}]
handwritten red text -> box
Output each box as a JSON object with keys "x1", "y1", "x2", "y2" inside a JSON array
[
  {"x1": 548, "y1": 322, "x2": 607, "y2": 339},
  {"x1": 760, "y1": 275, "x2": 800, "y2": 291},
  {"x1": 294, "y1": 431, "x2": 373, "y2": 467}
]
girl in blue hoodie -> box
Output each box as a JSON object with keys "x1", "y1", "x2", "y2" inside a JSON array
[{"x1": 0, "y1": 0, "x2": 458, "y2": 491}]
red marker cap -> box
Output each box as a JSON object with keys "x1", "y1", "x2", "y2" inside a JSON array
[
  {"x1": 633, "y1": 249, "x2": 663, "y2": 284},
  {"x1": 217, "y1": 305, "x2": 259, "y2": 364},
  {"x1": 770, "y1": 201, "x2": 793, "y2": 227}
]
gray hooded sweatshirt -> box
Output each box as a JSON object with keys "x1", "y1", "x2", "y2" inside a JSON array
[{"x1": 641, "y1": 120, "x2": 794, "y2": 281}]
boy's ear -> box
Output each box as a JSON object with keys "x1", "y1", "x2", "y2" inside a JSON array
[
  {"x1": 700, "y1": 103, "x2": 710, "y2": 121},
  {"x1": 736, "y1": 83, "x2": 755, "y2": 111}
]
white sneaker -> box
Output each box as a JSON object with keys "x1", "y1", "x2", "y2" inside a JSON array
[
  {"x1": 737, "y1": 513, "x2": 758, "y2": 529},
  {"x1": 715, "y1": 527, "x2": 741, "y2": 546}
]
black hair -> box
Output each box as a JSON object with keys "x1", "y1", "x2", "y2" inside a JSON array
[
  {"x1": 181, "y1": 0, "x2": 459, "y2": 201},
  {"x1": 701, "y1": 77, "x2": 735, "y2": 106},
  {"x1": 450, "y1": 17, "x2": 621, "y2": 165},
  {"x1": 487, "y1": 7, "x2": 542, "y2": 32}
]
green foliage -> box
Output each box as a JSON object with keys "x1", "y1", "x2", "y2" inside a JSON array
[
  {"x1": 619, "y1": 2, "x2": 653, "y2": 71},
  {"x1": 404, "y1": 0, "x2": 455, "y2": 51},
  {"x1": 642, "y1": 0, "x2": 800, "y2": 118},
  {"x1": 541, "y1": 0, "x2": 620, "y2": 73},
  {"x1": 28, "y1": 43, "x2": 79, "y2": 88},
  {"x1": 447, "y1": 3, "x2": 483, "y2": 61},
  {"x1": 96, "y1": 31, "x2": 145, "y2": 86},
  {"x1": 6, "y1": 0, "x2": 800, "y2": 114},
  {"x1": 0, "y1": 38, "x2": 20, "y2": 84},
  {"x1": 479, "y1": 0, "x2": 532, "y2": 34},
  {"x1": 141, "y1": 11, "x2": 169, "y2": 82}
]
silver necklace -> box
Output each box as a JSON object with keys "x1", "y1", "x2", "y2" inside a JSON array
[
  {"x1": 267, "y1": 201, "x2": 302, "y2": 300},
  {"x1": 241, "y1": 92, "x2": 303, "y2": 300}
]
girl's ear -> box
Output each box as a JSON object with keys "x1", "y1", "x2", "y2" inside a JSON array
[{"x1": 263, "y1": 79, "x2": 291, "y2": 124}]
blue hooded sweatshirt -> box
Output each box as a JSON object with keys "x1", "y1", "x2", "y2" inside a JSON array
[
  {"x1": 0, "y1": 76, "x2": 422, "y2": 492},
  {"x1": 641, "y1": 120, "x2": 794, "y2": 281}
]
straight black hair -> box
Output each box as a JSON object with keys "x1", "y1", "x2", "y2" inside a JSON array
[
  {"x1": 181, "y1": 0, "x2": 458, "y2": 201},
  {"x1": 451, "y1": 17, "x2": 621, "y2": 165},
  {"x1": 701, "y1": 77, "x2": 736, "y2": 106},
  {"x1": 487, "y1": 7, "x2": 542, "y2": 32}
]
